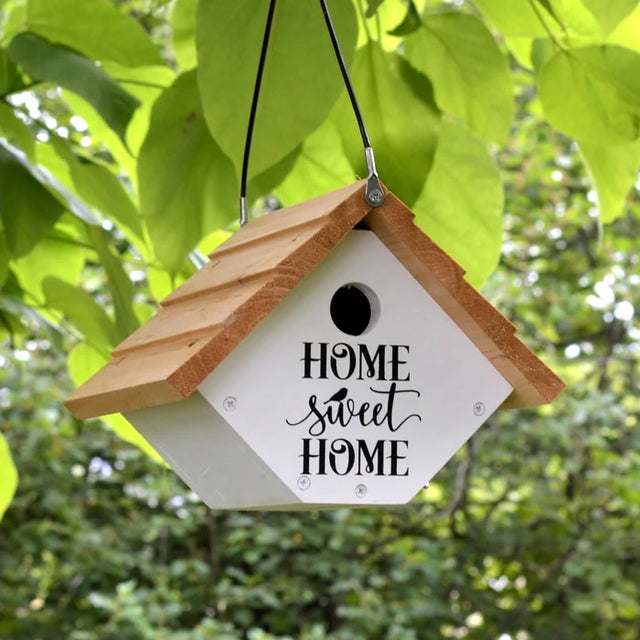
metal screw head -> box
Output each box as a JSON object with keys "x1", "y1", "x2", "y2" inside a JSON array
[
  {"x1": 297, "y1": 476, "x2": 311, "y2": 491},
  {"x1": 473, "y1": 402, "x2": 486, "y2": 416},
  {"x1": 223, "y1": 396, "x2": 237, "y2": 412},
  {"x1": 355, "y1": 484, "x2": 367, "y2": 499},
  {"x1": 367, "y1": 189, "x2": 383, "y2": 204}
]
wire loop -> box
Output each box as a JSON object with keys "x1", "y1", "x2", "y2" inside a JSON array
[{"x1": 239, "y1": 0, "x2": 383, "y2": 226}]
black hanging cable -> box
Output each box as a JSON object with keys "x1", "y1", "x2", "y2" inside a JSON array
[
  {"x1": 318, "y1": 0, "x2": 370, "y2": 149},
  {"x1": 317, "y1": 0, "x2": 383, "y2": 208},
  {"x1": 239, "y1": 0, "x2": 383, "y2": 226},
  {"x1": 240, "y1": 0, "x2": 278, "y2": 226}
]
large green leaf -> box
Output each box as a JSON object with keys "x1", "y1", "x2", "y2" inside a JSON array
[
  {"x1": 355, "y1": 0, "x2": 408, "y2": 51},
  {"x1": 197, "y1": 0, "x2": 358, "y2": 178},
  {"x1": 609, "y1": 6, "x2": 640, "y2": 54},
  {"x1": 579, "y1": 139, "x2": 640, "y2": 223},
  {"x1": 101, "y1": 63, "x2": 176, "y2": 160},
  {"x1": 539, "y1": 45, "x2": 640, "y2": 144},
  {"x1": 26, "y1": 0, "x2": 162, "y2": 67},
  {"x1": 7, "y1": 33, "x2": 140, "y2": 142},
  {"x1": 472, "y1": 0, "x2": 553, "y2": 36},
  {"x1": 50, "y1": 138, "x2": 143, "y2": 242},
  {"x1": 0, "y1": 46, "x2": 23, "y2": 95},
  {"x1": 13, "y1": 226, "x2": 85, "y2": 303},
  {"x1": 574, "y1": 0, "x2": 635, "y2": 35},
  {"x1": 412, "y1": 119, "x2": 503, "y2": 289},
  {"x1": 0, "y1": 101, "x2": 34, "y2": 161},
  {"x1": 365, "y1": 0, "x2": 386, "y2": 17},
  {"x1": 63, "y1": 92, "x2": 137, "y2": 182},
  {"x1": 332, "y1": 42, "x2": 440, "y2": 206},
  {"x1": 171, "y1": 0, "x2": 197, "y2": 71},
  {"x1": 138, "y1": 70, "x2": 237, "y2": 273},
  {"x1": 42, "y1": 277, "x2": 117, "y2": 353},
  {"x1": 0, "y1": 144, "x2": 64, "y2": 257},
  {"x1": 87, "y1": 226, "x2": 139, "y2": 342},
  {"x1": 547, "y1": 0, "x2": 600, "y2": 36},
  {"x1": 247, "y1": 146, "x2": 300, "y2": 205},
  {"x1": 404, "y1": 12, "x2": 513, "y2": 144},
  {"x1": 0, "y1": 432, "x2": 17, "y2": 523},
  {"x1": 33, "y1": 141, "x2": 101, "y2": 226},
  {"x1": 0, "y1": 233, "x2": 8, "y2": 286},
  {"x1": 275, "y1": 120, "x2": 355, "y2": 205}
]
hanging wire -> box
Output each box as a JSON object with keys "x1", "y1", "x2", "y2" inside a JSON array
[
  {"x1": 318, "y1": 0, "x2": 383, "y2": 209},
  {"x1": 239, "y1": 0, "x2": 383, "y2": 226},
  {"x1": 239, "y1": 0, "x2": 278, "y2": 226}
]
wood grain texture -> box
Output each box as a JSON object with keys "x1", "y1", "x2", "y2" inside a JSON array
[{"x1": 65, "y1": 181, "x2": 563, "y2": 419}]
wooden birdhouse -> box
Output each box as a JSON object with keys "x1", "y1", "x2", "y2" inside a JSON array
[{"x1": 65, "y1": 181, "x2": 564, "y2": 509}]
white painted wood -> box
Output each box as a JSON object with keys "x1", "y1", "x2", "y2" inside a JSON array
[
  {"x1": 125, "y1": 392, "x2": 299, "y2": 509},
  {"x1": 197, "y1": 230, "x2": 512, "y2": 506}
]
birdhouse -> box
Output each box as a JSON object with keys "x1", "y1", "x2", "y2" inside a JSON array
[{"x1": 65, "y1": 181, "x2": 564, "y2": 509}]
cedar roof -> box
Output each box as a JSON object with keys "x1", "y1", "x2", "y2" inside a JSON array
[{"x1": 65, "y1": 181, "x2": 564, "y2": 419}]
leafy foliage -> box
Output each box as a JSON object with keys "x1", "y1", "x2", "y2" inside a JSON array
[{"x1": 1, "y1": 0, "x2": 640, "y2": 636}]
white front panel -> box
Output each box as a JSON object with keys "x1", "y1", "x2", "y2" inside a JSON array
[{"x1": 198, "y1": 231, "x2": 512, "y2": 505}]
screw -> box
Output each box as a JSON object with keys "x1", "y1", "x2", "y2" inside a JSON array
[
  {"x1": 367, "y1": 190, "x2": 383, "y2": 205},
  {"x1": 297, "y1": 476, "x2": 311, "y2": 491},
  {"x1": 355, "y1": 484, "x2": 367, "y2": 499},
  {"x1": 223, "y1": 396, "x2": 237, "y2": 412},
  {"x1": 473, "y1": 401, "x2": 486, "y2": 416}
]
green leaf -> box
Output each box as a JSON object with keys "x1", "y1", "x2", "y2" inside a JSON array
[
  {"x1": 50, "y1": 138, "x2": 143, "y2": 242},
  {"x1": 197, "y1": 0, "x2": 358, "y2": 178},
  {"x1": 412, "y1": 119, "x2": 503, "y2": 289},
  {"x1": 539, "y1": 46, "x2": 640, "y2": 144},
  {"x1": 404, "y1": 12, "x2": 513, "y2": 144},
  {"x1": 33, "y1": 141, "x2": 102, "y2": 226},
  {"x1": 0, "y1": 144, "x2": 64, "y2": 257},
  {"x1": 26, "y1": 0, "x2": 163, "y2": 67},
  {"x1": 101, "y1": 63, "x2": 176, "y2": 160},
  {"x1": 472, "y1": 0, "x2": 554, "y2": 36},
  {"x1": 63, "y1": 92, "x2": 137, "y2": 182},
  {"x1": 138, "y1": 70, "x2": 237, "y2": 273},
  {"x1": 275, "y1": 120, "x2": 355, "y2": 205},
  {"x1": 7, "y1": 32, "x2": 140, "y2": 142},
  {"x1": 365, "y1": 0, "x2": 386, "y2": 18},
  {"x1": 0, "y1": 432, "x2": 18, "y2": 523},
  {"x1": 86, "y1": 226, "x2": 139, "y2": 341},
  {"x1": 42, "y1": 276, "x2": 117, "y2": 352},
  {"x1": 355, "y1": 0, "x2": 408, "y2": 51},
  {"x1": 547, "y1": 0, "x2": 602, "y2": 36},
  {"x1": 171, "y1": 0, "x2": 197, "y2": 71},
  {"x1": 247, "y1": 146, "x2": 300, "y2": 204},
  {"x1": 67, "y1": 342, "x2": 163, "y2": 461},
  {"x1": 387, "y1": 1, "x2": 421, "y2": 37},
  {"x1": 609, "y1": 6, "x2": 640, "y2": 54},
  {"x1": 0, "y1": 234, "x2": 8, "y2": 286},
  {"x1": 332, "y1": 42, "x2": 440, "y2": 206},
  {"x1": 13, "y1": 226, "x2": 85, "y2": 303},
  {"x1": 579, "y1": 139, "x2": 640, "y2": 223},
  {"x1": 0, "y1": 101, "x2": 34, "y2": 161},
  {"x1": 0, "y1": 46, "x2": 23, "y2": 95},
  {"x1": 67, "y1": 341, "x2": 109, "y2": 388}
]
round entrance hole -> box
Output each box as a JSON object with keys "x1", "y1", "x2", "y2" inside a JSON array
[{"x1": 330, "y1": 283, "x2": 380, "y2": 336}]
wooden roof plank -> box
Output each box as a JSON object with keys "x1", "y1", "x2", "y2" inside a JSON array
[
  {"x1": 212, "y1": 181, "x2": 366, "y2": 255},
  {"x1": 162, "y1": 218, "x2": 328, "y2": 307}
]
